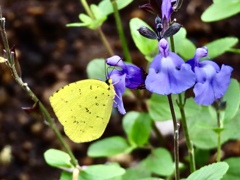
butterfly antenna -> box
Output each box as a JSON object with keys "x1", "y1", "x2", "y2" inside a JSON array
[{"x1": 106, "y1": 57, "x2": 123, "y2": 80}]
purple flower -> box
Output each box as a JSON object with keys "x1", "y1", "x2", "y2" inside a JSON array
[
  {"x1": 145, "y1": 38, "x2": 196, "y2": 95},
  {"x1": 106, "y1": 55, "x2": 146, "y2": 114},
  {"x1": 186, "y1": 47, "x2": 233, "y2": 106}
]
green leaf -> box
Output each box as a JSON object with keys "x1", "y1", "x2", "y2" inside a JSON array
[
  {"x1": 173, "y1": 28, "x2": 196, "y2": 60},
  {"x1": 122, "y1": 111, "x2": 139, "y2": 137},
  {"x1": 123, "y1": 111, "x2": 152, "y2": 146},
  {"x1": 222, "y1": 110, "x2": 240, "y2": 140},
  {"x1": 147, "y1": 94, "x2": 178, "y2": 121},
  {"x1": 86, "y1": 58, "x2": 107, "y2": 80},
  {"x1": 90, "y1": 4, "x2": 107, "y2": 28},
  {"x1": 44, "y1": 149, "x2": 74, "y2": 169},
  {"x1": 140, "y1": 178, "x2": 164, "y2": 180},
  {"x1": 79, "y1": 164, "x2": 125, "y2": 180},
  {"x1": 189, "y1": 107, "x2": 240, "y2": 149},
  {"x1": 129, "y1": 18, "x2": 158, "y2": 61},
  {"x1": 66, "y1": 13, "x2": 92, "y2": 28},
  {"x1": 222, "y1": 157, "x2": 240, "y2": 180},
  {"x1": 148, "y1": 94, "x2": 201, "y2": 121},
  {"x1": 121, "y1": 165, "x2": 151, "y2": 180},
  {"x1": 142, "y1": 148, "x2": 174, "y2": 176},
  {"x1": 187, "y1": 107, "x2": 218, "y2": 149},
  {"x1": 79, "y1": 14, "x2": 93, "y2": 26},
  {"x1": 194, "y1": 149, "x2": 210, "y2": 167},
  {"x1": 186, "y1": 162, "x2": 229, "y2": 180},
  {"x1": 67, "y1": 5, "x2": 107, "y2": 30},
  {"x1": 205, "y1": 37, "x2": 238, "y2": 59},
  {"x1": 87, "y1": 136, "x2": 131, "y2": 157},
  {"x1": 139, "y1": 178, "x2": 164, "y2": 180},
  {"x1": 60, "y1": 171, "x2": 72, "y2": 180},
  {"x1": 222, "y1": 79, "x2": 240, "y2": 122},
  {"x1": 201, "y1": 1, "x2": 240, "y2": 22},
  {"x1": 184, "y1": 97, "x2": 202, "y2": 118},
  {"x1": 99, "y1": 0, "x2": 133, "y2": 16}
]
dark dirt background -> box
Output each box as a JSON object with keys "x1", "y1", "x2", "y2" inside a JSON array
[{"x1": 0, "y1": 0, "x2": 240, "y2": 179}]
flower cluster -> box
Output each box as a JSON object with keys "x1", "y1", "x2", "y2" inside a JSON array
[
  {"x1": 145, "y1": 38, "x2": 196, "y2": 95},
  {"x1": 186, "y1": 47, "x2": 233, "y2": 105},
  {"x1": 106, "y1": 55, "x2": 146, "y2": 114},
  {"x1": 107, "y1": 0, "x2": 233, "y2": 114}
]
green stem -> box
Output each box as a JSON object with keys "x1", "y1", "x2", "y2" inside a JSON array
[
  {"x1": 216, "y1": 110, "x2": 222, "y2": 162},
  {"x1": 110, "y1": 0, "x2": 131, "y2": 62},
  {"x1": 0, "y1": 16, "x2": 78, "y2": 167},
  {"x1": 178, "y1": 94, "x2": 196, "y2": 172},
  {"x1": 169, "y1": 35, "x2": 175, "y2": 52},
  {"x1": 13, "y1": 53, "x2": 77, "y2": 167},
  {"x1": 170, "y1": 35, "x2": 196, "y2": 172},
  {"x1": 81, "y1": 0, "x2": 114, "y2": 56},
  {"x1": 97, "y1": 27, "x2": 114, "y2": 56},
  {"x1": 81, "y1": 0, "x2": 94, "y2": 19},
  {"x1": 167, "y1": 95, "x2": 180, "y2": 180}
]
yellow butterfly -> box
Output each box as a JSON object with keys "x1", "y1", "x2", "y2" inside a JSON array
[{"x1": 50, "y1": 79, "x2": 115, "y2": 143}]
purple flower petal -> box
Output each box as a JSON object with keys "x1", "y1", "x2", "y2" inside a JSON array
[
  {"x1": 194, "y1": 81, "x2": 215, "y2": 106},
  {"x1": 107, "y1": 56, "x2": 146, "y2": 89},
  {"x1": 145, "y1": 53, "x2": 196, "y2": 95},
  {"x1": 187, "y1": 47, "x2": 233, "y2": 106},
  {"x1": 106, "y1": 55, "x2": 124, "y2": 68},
  {"x1": 110, "y1": 72, "x2": 126, "y2": 114},
  {"x1": 212, "y1": 64, "x2": 233, "y2": 99},
  {"x1": 125, "y1": 64, "x2": 145, "y2": 89}
]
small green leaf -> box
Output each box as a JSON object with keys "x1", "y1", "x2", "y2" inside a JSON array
[
  {"x1": 212, "y1": 127, "x2": 224, "y2": 134},
  {"x1": 79, "y1": 14, "x2": 93, "y2": 26},
  {"x1": 60, "y1": 171, "x2": 72, "y2": 180},
  {"x1": 147, "y1": 94, "x2": 180, "y2": 121},
  {"x1": 86, "y1": 59, "x2": 106, "y2": 80},
  {"x1": 189, "y1": 107, "x2": 240, "y2": 149},
  {"x1": 205, "y1": 37, "x2": 238, "y2": 59},
  {"x1": 90, "y1": 4, "x2": 107, "y2": 29},
  {"x1": 139, "y1": 178, "x2": 164, "y2": 180},
  {"x1": 184, "y1": 97, "x2": 202, "y2": 118},
  {"x1": 121, "y1": 165, "x2": 151, "y2": 180},
  {"x1": 44, "y1": 149, "x2": 74, "y2": 169},
  {"x1": 123, "y1": 111, "x2": 151, "y2": 146},
  {"x1": 222, "y1": 110, "x2": 240, "y2": 140},
  {"x1": 87, "y1": 136, "x2": 130, "y2": 157},
  {"x1": 173, "y1": 28, "x2": 196, "y2": 60},
  {"x1": 142, "y1": 148, "x2": 174, "y2": 176},
  {"x1": 186, "y1": 162, "x2": 229, "y2": 180},
  {"x1": 122, "y1": 111, "x2": 139, "y2": 137},
  {"x1": 201, "y1": 1, "x2": 240, "y2": 22},
  {"x1": 222, "y1": 157, "x2": 240, "y2": 180},
  {"x1": 67, "y1": 5, "x2": 107, "y2": 30},
  {"x1": 222, "y1": 79, "x2": 240, "y2": 122},
  {"x1": 79, "y1": 164, "x2": 125, "y2": 180},
  {"x1": 194, "y1": 149, "x2": 210, "y2": 167},
  {"x1": 99, "y1": 0, "x2": 133, "y2": 16},
  {"x1": 188, "y1": 107, "x2": 218, "y2": 149},
  {"x1": 130, "y1": 18, "x2": 158, "y2": 61}
]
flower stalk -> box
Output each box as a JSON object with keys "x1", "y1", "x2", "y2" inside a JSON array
[
  {"x1": 178, "y1": 94, "x2": 196, "y2": 172},
  {"x1": 81, "y1": 0, "x2": 114, "y2": 56},
  {"x1": 216, "y1": 109, "x2": 222, "y2": 162},
  {"x1": 167, "y1": 95, "x2": 180, "y2": 180}
]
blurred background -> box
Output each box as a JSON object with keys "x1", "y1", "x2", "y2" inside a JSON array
[{"x1": 0, "y1": 0, "x2": 240, "y2": 179}]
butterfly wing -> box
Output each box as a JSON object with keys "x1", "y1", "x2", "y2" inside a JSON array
[{"x1": 50, "y1": 79, "x2": 115, "y2": 143}]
